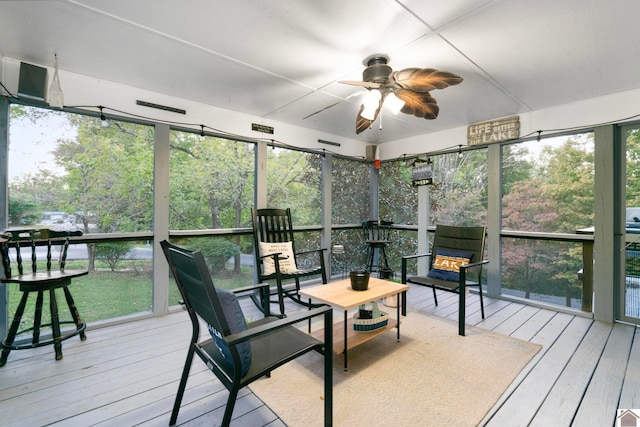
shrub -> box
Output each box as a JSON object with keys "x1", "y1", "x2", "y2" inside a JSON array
[
  {"x1": 95, "y1": 242, "x2": 135, "y2": 271},
  {"x1": 190, "y1": 238, "x2": 240, "y2": 275}
]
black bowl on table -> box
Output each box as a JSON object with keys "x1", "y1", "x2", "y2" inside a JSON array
[{"x1": 349, "y1": 270, "x2": 370, "y2": 291}]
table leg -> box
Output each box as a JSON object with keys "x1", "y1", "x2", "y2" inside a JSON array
[
  {"x1": 396, "y1": 294, "x2": 400, "y2": 341},
  {"x1": 581, "y1": 241, "x2": 593, "y2": 312},
  {"x1": 401, "y1": 290, "x2": 407, "y2": 316},
  {"x1": 343, "y1": 310, "x2": 348, "y2": 371}
]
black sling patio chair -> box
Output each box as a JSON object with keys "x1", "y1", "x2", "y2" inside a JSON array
[
  {"x1": 401, "y1": 225, "x2": 488, "y2": 336},
  {"x1": 160, "y1": 240, "x2": 333, "y2": 427},
  {"x1": 251, "y1": 208, "x2": 328, "y2": 317}
]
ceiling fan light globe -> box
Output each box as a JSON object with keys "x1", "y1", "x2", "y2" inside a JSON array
[
  {"x1": 363, "y1": 89, "x2": 381, "y2": 105},
  {"x1": 385, "y1": 93, "x2": 405, "y2": 114},
  {"x1": 360, "y1": 107, "x2": 377, "y2": 121},
  {"x1": 360, "y1": 89, "x2": 381, "y2": 120}
]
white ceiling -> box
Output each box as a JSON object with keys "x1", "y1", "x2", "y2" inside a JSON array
[{"x1": 1, "y1": 0, "x2": 639, "y2": 144}]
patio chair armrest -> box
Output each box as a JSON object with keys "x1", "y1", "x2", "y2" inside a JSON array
[
  {"x1": 401, "y1": 253, "x2": 433, "y2": 283},
  {"x1": 230, "y1": 282, "x2": 270, "y2": 295},
  {"x1": 459, "y1": 259, "x2": 490, "y2": 287},
  {"x1": 401, "y1": 252, "x2": 432, "y2": 261},
  {"x1": 225, "y1": 306, "x2": 333, "y2": 345},
  {"x1": 295, "y1": 247, "x2": 328, "y2": 256},
  {"x1": 460, "y1": 259, "x2": 489, "y2": 270},
  {"x1": 259, "y1": 252, "x2": 284, "y2": 260}
]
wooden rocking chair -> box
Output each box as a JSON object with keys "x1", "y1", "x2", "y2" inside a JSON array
[{"x1": 251, "y1": 208, "x2": 328, "y2": 316}]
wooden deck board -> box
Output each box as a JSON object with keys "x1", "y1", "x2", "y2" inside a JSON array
[
  {"x1": 529, "y1": 320, "x2": 612, "y2": 426},
  {"x1": 492, "y1": 305, "x2": 542, "y2": 336},
  {"x1": 572, "y1": 322, "x2": 635, "y2": 427},
  {"x1": 508, "y1": 308, "x2": 557, "y2": 341},
  {"x1": 619, "y1": 327, "x2": 640, "y2": 409},
  {"x1": 0, "y1": 284, "x2": 637, "y2": 427},
  {"x1": 480, "y1": 311, "x2": 576, "y2": 426},
  {"x1": 475, "y1": 300, "x2": 527, "y2": 331}
]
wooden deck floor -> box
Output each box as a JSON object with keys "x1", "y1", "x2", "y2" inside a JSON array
[{"x1": 0, "y1": 284, "x2": 638, "y2": 427}]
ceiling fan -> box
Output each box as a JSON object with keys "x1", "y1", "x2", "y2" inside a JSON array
[{"x1": 321, "y1": 54, "x2": 463, "y2": 134}]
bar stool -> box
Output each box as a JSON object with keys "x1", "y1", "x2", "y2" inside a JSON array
[
  {"x1": 362, "y1": 219, "x2": 393, "y2": 278},
  {"x1": 0, "y1": 228, "x2": 88, "y2": 366}
]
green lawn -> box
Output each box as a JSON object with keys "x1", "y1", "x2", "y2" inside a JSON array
[{"x1": 6, "y1": 262, "x2": 255, "y2": 327}]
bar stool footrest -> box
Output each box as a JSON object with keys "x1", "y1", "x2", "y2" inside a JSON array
[{"x1": 1, "y1": 320, "x2": 87, "y2": 350}]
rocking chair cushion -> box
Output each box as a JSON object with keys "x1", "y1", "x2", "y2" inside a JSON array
[
  {"x1": 207, "y1": 288, "x2": 252, "y2": 376},
  {"x1": 427, "y1": 248, "x2": 473, "y2": 282},
  {"x1": 259, "y1": 241, "x2": 298, "y2": 275}
]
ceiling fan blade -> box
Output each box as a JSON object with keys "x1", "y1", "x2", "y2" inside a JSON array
[
  {"x1": 395, "y1": 90, "x2": 440, "y2": 119},
  {"x1": 302, "y1": 90, "x2": 366, "y2": 120},
  {"x1": 302, "y1": 99, "x2": 344, "y2": 120},
  {"x1": 356, "y1": 114, "x2": 373, "y2": 134},
  {"x1": 339, "y1": 80, "x2": 381, "y2": 89},
  {"x1": 355, "y1": 101, "x2": 382, "y2": 134},
  {"x1": 389, "y1": 68, "x2": 463, "y2": 92}
]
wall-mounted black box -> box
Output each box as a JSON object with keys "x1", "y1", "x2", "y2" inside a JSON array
[{"x1": 18, "y1": 62, "x2": 48, "y2": 101}]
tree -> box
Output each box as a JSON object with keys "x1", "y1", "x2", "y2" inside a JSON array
[
  {"x1": 332, "y1": 157, "x2": 370, "y2": 224},
  {"x1": 501, "y1": 144, "x2": 534, "y2": 197},
  {"x1": 625, "y1": 129, "x2": 640, "y2": 207},
  {"x1": 169, "y1": 133, "x2": 255, "y2": 229},
  {"x1": 501, "y1": 134, "x2": 594, "y2": 306},
  {"x1": 539, "y1": 134, "x2": 594, "y2": 233},
  {"x1": 539, "y1": 135, "x2": 594, "y2": 304},
  {"x1": 379, "y1": 160, "x2": 417, "y2": 225},
  {"x1": 267, "y1": 149, "x2": 322, "y2": 226},
  {"x1": 52, "y1": 117, "x2": 155, "y2": 270},
  {"x1": 53, "y1": 117, "x2": 154, "y2": 234},
  {"x1": 95, "y1": 242, "x2": 135, "y2": 272},
  {"x1": 429, "y1": 150, "x2": 488, "y2": 226},
  {"x1": 7, "y1": 194, "x2": 38, "y2": 226},
  {"x1": 168, "y1": 133, "x2": 255, "y2": 273},
  {"x1": 502, "y1": 178, "x2": 557, "y2": 298}
]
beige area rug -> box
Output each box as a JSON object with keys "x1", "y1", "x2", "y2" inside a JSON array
[{"x1": 249, "y1": 310, "x2": 541, "y2": 427}]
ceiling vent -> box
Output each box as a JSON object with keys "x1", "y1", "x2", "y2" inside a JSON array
[{"x1": 136, "y1": 100, "x2": 186, "y2": 114}]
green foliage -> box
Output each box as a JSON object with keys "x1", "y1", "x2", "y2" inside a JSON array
[
  {"x1": 9, "y1": 170, "x2": 68, "y2": 217},
  {"x1": 538, "y1": 135, "x2": 594, "y2": 232},
  {"x1": 379, "y1": 161, "x2": 418, "y2": 225},
  {"x1": 501, "y1": 133, "x2": 594, "y2": 305},
  {"x1": 9, "y1": 104, "x2": 58, "y2": 122},
  {"x1": 8, "y1": 195, "x2": 39, "y2": 226},
  {"x1": 7, "y1": 259, "x2": 255, "y2": 325},
  {"x1": 428, "y1": 150, "x2": 488, "y2": 226},
  {"x1": 267, "y1": 149, "x2": 322, "y2": 226},
  {"x1": 53, "y1": 115, "x2": 155, "y2": 233},
  {"x1": 94, "y1": 242, "x2": 135, "y2": 271},
  {"x1": 6, "y1": 105, "x2": 608, "y2": 313},
  {"x1": 626, "y1": 129, "x2": 640, "y2": 207},
  {"x1": 187, "y1": 237, "x2": 241, "y2": 275},
  {"x1": 169, "y1": 132, "x2": 255, "y2": 230},
  {"x1": 502, "y1": 144, "x2": 534, "y2": 196},
  {"x1": 332, "y1": 157, "x2": 370, "y2": 224}
]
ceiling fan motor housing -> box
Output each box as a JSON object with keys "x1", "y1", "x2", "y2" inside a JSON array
[{"x1": 363, "y1": 55, "x2": 392, "y2": 83}]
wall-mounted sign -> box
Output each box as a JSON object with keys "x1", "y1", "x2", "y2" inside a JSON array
[
  {"x1": 467, "y1": 115, "x2": 520, "y2": 146},
  {"x1": 411, "y1": 159, "x2": 433, "y2": 186}
]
